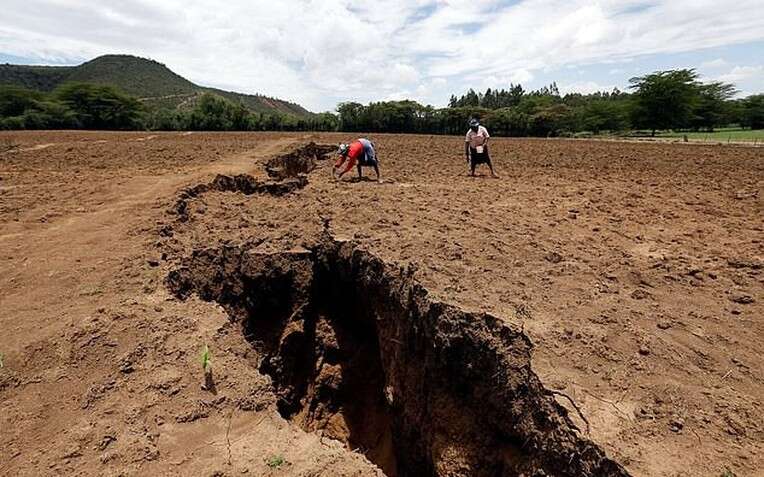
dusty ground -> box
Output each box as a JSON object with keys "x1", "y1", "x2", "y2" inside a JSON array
[{"x1": 0, "y1": 130, "x2": 761, "y2": 476}]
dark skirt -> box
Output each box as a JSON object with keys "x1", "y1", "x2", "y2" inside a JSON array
[
  {"x1": 358, "y1": 155, "x2": 378, "y2": 167},
  {"x1": 469, "y1": 146, "x2": 491, "y2": 165}
]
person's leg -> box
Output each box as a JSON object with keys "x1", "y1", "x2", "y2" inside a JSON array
[
  {"x1": 485, "y1": 146, "x2": 498, "y2": 178},
  {"x1": 357, "y1": 162, "x2": 363, "y2": 178},
  {"x1": 486, "y1": 157, "x2": 498, "y2": 178},
  {"x1": 373, "y1": 164, "x2": 381, "y2": 182}
]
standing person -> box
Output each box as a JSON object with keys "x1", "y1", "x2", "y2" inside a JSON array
[
  {"x1": 465, "y1": 118, "x2": 498, "y2": 178},
  {"x1": 334, "y1": 138, "x2": 382, "y2": 183}
]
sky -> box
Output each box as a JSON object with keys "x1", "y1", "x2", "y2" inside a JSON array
[{"x1": 1, "y1": 0, "x2": 763, "y2": 112}]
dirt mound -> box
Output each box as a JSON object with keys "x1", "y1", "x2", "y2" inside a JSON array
[
  {"x1": 167, "y1": 238, "x2": 630, "y2": 477},
  {"x1": 265, "y1": 142, "x2": 336, "y2": 180}
]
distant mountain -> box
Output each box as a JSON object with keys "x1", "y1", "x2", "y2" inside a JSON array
[{"x1": 0, "y1": 54, "x2": 312, "y2": 117}]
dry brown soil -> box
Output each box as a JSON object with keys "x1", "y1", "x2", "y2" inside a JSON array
[{"x1": 0, "y1": 130, "x2": 762, "y2": 476}]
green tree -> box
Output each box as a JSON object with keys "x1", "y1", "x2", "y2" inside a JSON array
[
  {"x1": 21, "y1": 100, "x2": 79, "y2": 129},
  {"x1": 186, "y1": 93, "x2": 256, "y2": 131},
  {"x1": 56, "y1": 82, "x2": 142, "y2": 129},
  {"x1": 489, "y1": 107, "x2": 530, "y2": 136},
  {"x1": 629, "y1": 69, "x2": 701, "y2": 135},
  {"x1": 0, "y1": 86, "x2": 44, "y2": 117},
  {"x1": 529, "y1": 104, "x2": 574, "y2": 136},
  {"x1": 145, "y1": 108, "x2": 188, "y2": 130},
  {"x1": 581, "y1": 100, "x2": 630, "y2": 133},
  {"x1": 336, "y1": 102, "x2": 364, "y2": 131},
  {"x1": 690, "y1": 82, "x2": 737, "y2": 131},
  {"x1": 741, "y1": 94, "x2": 764, "y2": 129}
]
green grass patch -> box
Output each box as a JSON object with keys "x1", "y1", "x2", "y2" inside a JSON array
[
  {"x1": 266, "y1": 454, "x2": 286, "y2": 469},
  {"x1": 656, "y1": 128, "x2": 764, "y2": 142}
]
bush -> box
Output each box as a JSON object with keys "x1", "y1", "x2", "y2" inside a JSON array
[
  {"x1": 0, "y1": 86, "x2": 44, "y2": 117},
  {"x1": 55, "y1": 82, "x2": 142, "y2": 129},
  {"x1": 186, "y1": 93, "x2": 245, "y2": 131},
  {"x1": 145, "y1": 108, "x2": 188, "y2": 130},
  {"x1": 741, "y1": 94, "x2": 764, "y2": 129},
  {"x1": 1, "y1": 116, "x2": 25, "y2": 130}
]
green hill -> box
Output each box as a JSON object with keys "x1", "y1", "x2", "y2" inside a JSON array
[{"x1": 0, "y1": 54, "x2": 312, "y2": 117}]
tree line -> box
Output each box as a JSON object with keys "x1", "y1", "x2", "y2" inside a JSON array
[
  {"x1": 0, "y1": 83, "x2": 338, "y2": 131},
  {"x1": 1, "y1": 68, "x2": 762, "y2": 135},
  {"x1": 341, "y1": 70, "x2": 762, "y2": 137}
]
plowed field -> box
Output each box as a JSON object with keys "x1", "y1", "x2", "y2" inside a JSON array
[{"x1": 1, "y1": 131, "x2": 761, "y2": 476}]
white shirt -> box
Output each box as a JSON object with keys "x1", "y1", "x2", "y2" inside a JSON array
[{"x1": 465, "y1": 126, "x2": 490, "y2": 148}]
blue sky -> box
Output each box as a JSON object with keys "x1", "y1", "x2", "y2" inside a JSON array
[{"x1": 1, "y1": 0, "x2": 762, "y2": 111}]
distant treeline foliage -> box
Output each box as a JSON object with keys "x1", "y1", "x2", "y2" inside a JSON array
[
  {"x1": 1, "y1": 68, "x2": 762, "y2": 135},
  {"x1": 0, "y1": 83, "x2": 337, "y2": 131},
  {"x1": 340, "y1": 70, "x2": 761, "y2": 137}
]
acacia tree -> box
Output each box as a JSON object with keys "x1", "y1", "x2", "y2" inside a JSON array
[
  {"x1": 691, "y1": 82, "x2": 737, "y2": 131},
  {"x1": 741, "y1": 94, "x2": 764, "y2": 129},
  {"x1": 56, "y1": 82, "x2": 142, "y2": 129},
  {"x1": 629, "y1": 69, "x2": 701, "y2": 135}
]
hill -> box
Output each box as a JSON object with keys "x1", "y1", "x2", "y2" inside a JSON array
[{"x1": 0, "y1": 54, "x2": 312, "y2": 117}]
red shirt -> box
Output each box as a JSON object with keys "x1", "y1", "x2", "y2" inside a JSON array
[
  {"x1": 346, "y1": 140, "x2": 364, "y2": 160},
  {"x1": 335, "y1": 140, "x2": 365, "y2": 174}
]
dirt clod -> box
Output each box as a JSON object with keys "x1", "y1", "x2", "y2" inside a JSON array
[
  {"x1": 669, "y1": 418, "x2": 685, "y2": 433},
  {"x1": 729, "y1": 293, "x2": 754, "y2": 304}
]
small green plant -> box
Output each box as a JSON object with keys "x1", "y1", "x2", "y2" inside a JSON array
[
  {"x1": 266, "y1": 454, "x2": 285, "y2": 469},
  {"x1": 0, "y1": 352, "x2": 4, "y2": 369},
  {"x1": 201, "y1": 344, "x2": 211, "y2": 372},
  {"x1": 721, "y1": 468, "x2": 737, "y2": 477}
]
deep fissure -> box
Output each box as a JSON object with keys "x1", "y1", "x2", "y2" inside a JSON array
[
  {"x1": 171, "y1": 142, "x2": 334, "y2": 221},
  {"x1": 264, "y1": 142, "x2": 336, "y2": 180},
  {"x1": 167, "y1": 240, "x2": 630, "y2": 477}
]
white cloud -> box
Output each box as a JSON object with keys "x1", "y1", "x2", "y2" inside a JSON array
[
  {"x1": 509, "y1": 69, "x2": 535, "y2": 84},
  {"x1": 558, "y1": 81, "x2": 616, "y2": 95},
  {"x1": 717, "y1": 65, "x2": 763, "y2": 83},
  {"x1": 1, "y1": 0, "x2": 763, "y2": 110},
  {"x1": 700, "y1": 58, "x2": 728, "y2": 69}
]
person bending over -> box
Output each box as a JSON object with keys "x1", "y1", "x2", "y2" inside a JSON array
[{"x1": 334, "y1": 138, "x2": 381, "y2": 183}]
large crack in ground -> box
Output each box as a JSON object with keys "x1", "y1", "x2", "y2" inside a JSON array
[
  {"x1": 167, "y1": 237, "x2": 630, "y2": 477},
  {"x1": 265, "y1": 142, "x2": 336, "y2": 180},
  {"x1": 171, "y1": 142, "x2": 334, "y2": 221}
]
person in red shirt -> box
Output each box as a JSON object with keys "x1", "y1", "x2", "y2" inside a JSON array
[{"x1": 334, "y1": 138, "x2": 381, "y2": 183}]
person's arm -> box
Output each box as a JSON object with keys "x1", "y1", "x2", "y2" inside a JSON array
[
  {"x1": 465, "y1": 133, "x2": 471, "y2": 160},
  {"x1": 339, "y1": 157, "x2": 355, "y2": 176},
  {"x1": 332, "y1": 156, "x2": 342, "y2": 177}
]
